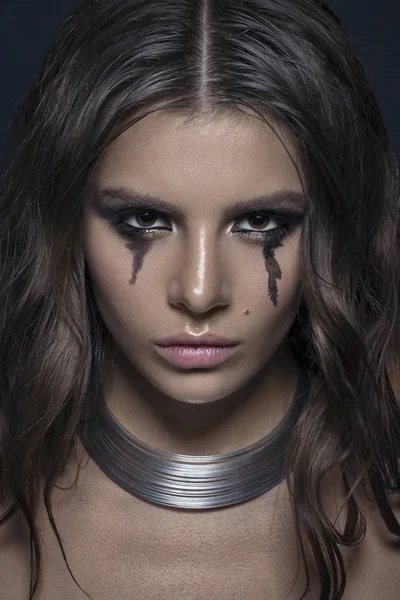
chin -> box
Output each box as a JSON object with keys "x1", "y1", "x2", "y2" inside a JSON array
[
  {"x1": 148, "y1": 373, "x2": 249, "y2": 405},
  {"x1": 165, "y1": 394, "x2": 230, "y2": 405}
]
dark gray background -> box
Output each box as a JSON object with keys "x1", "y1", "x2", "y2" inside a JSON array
[{"x1": 0, "y1": 0, "x2": 399, "y2": 167}]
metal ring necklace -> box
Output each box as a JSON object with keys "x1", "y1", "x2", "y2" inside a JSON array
[{"x1": 79, "y1": 365, "x2": 311, "y2": 510}]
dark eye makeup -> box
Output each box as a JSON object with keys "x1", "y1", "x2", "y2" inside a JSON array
[{"x1": 107, "y1": 205, "x2": 304, "y2": 247}]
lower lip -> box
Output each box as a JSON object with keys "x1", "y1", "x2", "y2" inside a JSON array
[{"x1": 155, "y1": 345, "x2": 238, "y2": 369}]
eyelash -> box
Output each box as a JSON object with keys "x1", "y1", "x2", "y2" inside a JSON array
[{"x1": 112, "y1": 207, "x2": 302, "y2": 246}]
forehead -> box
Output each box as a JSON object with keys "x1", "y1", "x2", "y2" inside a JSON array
[{"x1": 93, "y1": 108, "x2": 302, "y2": 209}]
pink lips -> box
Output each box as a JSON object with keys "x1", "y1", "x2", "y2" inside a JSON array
[
  {"x1": 154, "y1": 334, "x2": 240, "y2": 369},
  {"x1": 155, "y1": 344, "x2": 238, "y2": 369}
]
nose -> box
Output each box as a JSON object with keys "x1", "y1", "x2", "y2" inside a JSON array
[{"x1": 168, "y1": 228, "x2": 232, "y2": 315}]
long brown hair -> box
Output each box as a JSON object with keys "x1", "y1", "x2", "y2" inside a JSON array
[{"x1": 1, "y1": 1, "x2": 399, "y2": 598}]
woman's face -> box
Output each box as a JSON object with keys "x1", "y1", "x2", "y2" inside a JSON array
[{"x1": 83, "y1": 109, "x2": 305, "y2": 404}]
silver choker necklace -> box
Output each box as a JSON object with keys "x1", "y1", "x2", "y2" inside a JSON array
[{"x1": 79, "y1": 366, "x2": 310, "y2": 510}]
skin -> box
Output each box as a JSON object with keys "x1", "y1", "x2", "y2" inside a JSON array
[{"x1": 82, "y1": 107, "x2": 306, "y2": 455}]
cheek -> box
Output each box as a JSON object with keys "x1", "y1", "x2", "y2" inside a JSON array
[
  {"x1": 88, "y1": 271, "x2": 154, "y2": 355},
  {"x1": 246, "y1": 234, "x2": 301, "y2": 309},
  {"x1": 85, "y1": 249, "x2": 168, "y2": 361},
  {"x1": 125, "y1": 238, "x2": 153, "y2": 285},
  {"x1": 270, "y1": 242, "x2": 302, "y2": 306},
  {"x1": 84, "y1": 212, "x2": 157, "y2": 292},
  {"x1": 84, "y1": 238, "x2": 142, "y2": 332},
  {"x1": 247, "y1": 242, "x2": 302, "y2": 342}
]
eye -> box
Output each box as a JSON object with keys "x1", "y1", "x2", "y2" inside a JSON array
[
  {"x1": 122, "y1": 210, "x2": 170, "y2": 230},
  {"x1": 231, "y1": 209, "x2": 303, "y2": 247},
  {"x1": 232, "y1": 211, "x2": 284, "y2": 233}
]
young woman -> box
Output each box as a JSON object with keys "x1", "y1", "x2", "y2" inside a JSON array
[{"x1": 0, "y1": 0, "x2": 399, "y2": 599}]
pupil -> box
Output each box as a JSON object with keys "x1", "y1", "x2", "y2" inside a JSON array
[
  {"x1": 137, "y1": 211, "x2": 156, "y2": 226},
  {"x1": 250, "y1": 215, "x2": 269, "y2": 229}
]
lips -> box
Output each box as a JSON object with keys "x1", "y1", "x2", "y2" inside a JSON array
[
  {"x1": 154, "y1": 332, "x2": 240, "y2": 369},
  {"x1": 154, "y1": 344, "x2": 239, "y2": 369}
]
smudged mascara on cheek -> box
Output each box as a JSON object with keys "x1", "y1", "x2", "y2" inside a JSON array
[
  {"x1": 235, "y1": 220, "x2": 296, "y2": 309},
  {"x1": 263, "y1": 241, "x2": 284, "y2": 308},
  {"x1": 125, "y1": 237, "x2": 153, "y2": 285},
  {"x1": 247, "y1": 232, "x2": 284, "y2": 308},
  {"x1": 112, "y1": 218, "x2": 163, "y2": 285},
  {"x1": 95, "y1": 202, "x2": 159, "y2": 285}
]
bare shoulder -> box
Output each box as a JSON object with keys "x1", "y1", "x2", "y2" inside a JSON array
[
  {"x1": 0, "y1": 499, "x2": 31, "y2": 599},
  {"x1": 311, "y1": 461, "x2": 400, "y2": 598},
  {"x1": 342, "y1": 476, "x2": 400, "y2": 599}
]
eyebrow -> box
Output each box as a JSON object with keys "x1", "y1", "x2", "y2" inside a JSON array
[{"x1": 96, "y1": 185, "x2": 306, "y2": 219}]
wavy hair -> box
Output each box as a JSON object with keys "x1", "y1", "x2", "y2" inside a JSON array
[{"x1": 0, "y1": 0, "x2": 399, "y2": 598}]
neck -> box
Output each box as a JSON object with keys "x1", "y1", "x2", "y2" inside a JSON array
[{"x1": 103, "y1": 342, "x2": 300, "y2": 455}]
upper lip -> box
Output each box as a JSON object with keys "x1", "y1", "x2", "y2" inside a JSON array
[{"x1": 155, "y1": 333, "x2": 240, "y2": 347}]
